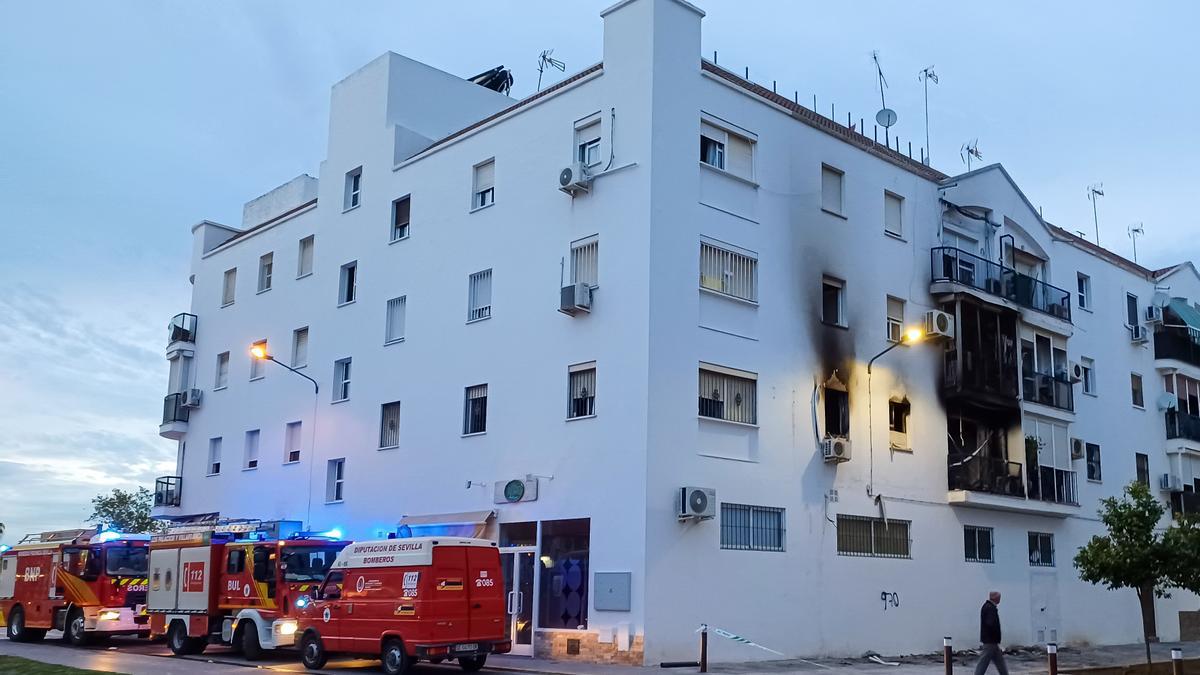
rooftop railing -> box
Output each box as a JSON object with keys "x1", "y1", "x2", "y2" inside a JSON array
[{"x1": 931, "y1": 247, "x2": 1072, "y2": 322}]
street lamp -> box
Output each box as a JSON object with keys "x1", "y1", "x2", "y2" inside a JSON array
[
  {"x1": 867, "y1": 327, "x2": 924, "y2": 374},
  {"x1": 250, "y1": 344, "x2": 318, "y2": 394},
  {"x1": 250, "y1": 344, "x2": 320, "y2": 527},
  {"x1": 865, "y1": 327, "x2": 927, "y2": 497}
]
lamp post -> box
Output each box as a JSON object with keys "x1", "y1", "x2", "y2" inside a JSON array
[
  {"x1": 251, "y1": 344, "x2": 320, "y2": 528},
  {"x1": 866, "y1": 327, "x2": 925, "y2": 496}
]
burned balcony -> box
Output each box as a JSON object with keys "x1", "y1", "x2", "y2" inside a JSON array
[
  {"x1": 1170, "y1": 491, "x2": 1200, "y2": 519},
  {"x1": 168, "y1": 313, "x2": 197, "y2": 345},
  {"x1": 948, "y1": 455, "x2": 1026, "y2": 499},
  {"x1": 931, "y1": 247, "x2": 1072, "y2": 322},
  {"x1": 1022, "y1": 373, "x2": 1074, "y2": 412},
  {"x1": 1027, "y1": 466, "x2": 1079, "y2": 506},
  {"x1": 941, "y1": 300, "x2": 1020, "y2": 408},
  {"x1": 1166, "y1": 410, "x2": 1200, "y2": 443},
  {"x1": 1154, "y1": 329, "x2": 1200, "y2": 369},
  {"x1": 154, "y1": 476, "x2": 182, "y2": 508}
]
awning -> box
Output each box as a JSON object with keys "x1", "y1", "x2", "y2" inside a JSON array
[
  {"x1": 397, "y1": 510, "x2": 495, "y2": 539},
  {"x1": 1168, "y1": 298, "x2": 1200, "y2": 342}
]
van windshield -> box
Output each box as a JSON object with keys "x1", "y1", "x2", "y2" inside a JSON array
[
  {"x1": 281, "y1": 546, "x2": 340, "y2": 582},
  {"x1": 105, "y1": 546, "x2": 148, "y2": 577}
]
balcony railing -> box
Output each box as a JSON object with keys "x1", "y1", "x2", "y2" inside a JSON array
[
  {"x1": 1028, "y1": 466, "x2": 1079, "y2": 506},
  {"x1": 1166, "y1": 410, "x2": 1200, "y2": 443},
  {"x1": 1171, "y1": 490, "x2": 1200, "y2": 519},
  {"x1": 169, "y1": 313, "x2": 198, "y2": 345},
  {"x1": 1022, "y1": 372, "x2": 1075, "y2": 411},
  {"x1": 931, "y1": 247, "x2": 1072, "y2": 322},
  {"x1": 154, "y1": 476, "x2": 182, "y2": 508},
  {"x1": 1154, "y1": 329, "x2": 1200, "y2": 369},
  {"x1": 162, "y1": 393, "x2": 190, "y2": 425},
  {"x1": 948, "y1": 455, "x2": 1026, "y2": 498}
]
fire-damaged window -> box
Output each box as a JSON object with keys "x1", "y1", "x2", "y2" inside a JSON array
[
  {"x1": 824, "y1": 383, "x2": 849, "y2": 437},
  {"x1": 889, "y1": 399, "x2": 910, "y2": 449}
]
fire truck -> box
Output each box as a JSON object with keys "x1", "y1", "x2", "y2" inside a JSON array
[
  {"x1": 147, "y1": 519, "x2": 347, "y2": 659},
  {"x1": 0, "y1": 528, "x2": 150, "y2": 645}
]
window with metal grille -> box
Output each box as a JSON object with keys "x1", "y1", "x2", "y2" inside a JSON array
[
  {"x1": 463, "y1": 384, "x2": 488, "y2": 434},
  {"x1": 292, "y1": 327, "x2": 308, "y2": 368},
  {"x1": 215, "y1": 352, "x2": 229, "y2": 389},
  {"x1": 391, "y1": 196, "x2": 411, "y2": 241},
  {"x1": 1028, "y1": 531, "x2": 1054, "y2": 567},
  {"x1": 836, "y1": 515, "x2": 911, "y2": 558},
  {"x1": 385, "y1": 296, "x2": 406, "y2": 344},
  {"x1": 568, "y1": 363, "x2": 596, "y2": 419},
  {"x1": 338, "y1": 261, "x2": 357, "y2": 305},
  {"x1": 243, "y1": 430, "x2": 260, "y2": 470},
  {"x1": 379, "y1": 401, "x2": 401, "y2": 449},
  {"x1": 249, "y1": 340, "x2": 266, "y2": 380},
  {"x1": 258, "y1": 253, "x2": 273, "y2": 292},
  {"x1": 964, "y1": 525, "x2": 994, "y2": 563},
  {"x1": 297, "y1": 235, "x2": 314, "y2": 278},
  {"x1": 473, "y1": 160, "x2": 495, "y2": 209},
  {"x1": 284, "y1": 421, "x2": 302, "y2": 463},
  {"x1": 720, "y1": 503, "x2": 785, "y2": 552},
  {"x1": 886, "y1": 296, "x2": 905, "y2": 343},
  {"x1": 468, "y1": 269, "x2": 492, "y2": 321},
  {"x1": 344, "y1": 167, "x2": 361, "y2": 210},
  {"x1": 884, "y1": 191, "x2": 903, "y2": 237},
  {"x1": 699, "y1": 241, "x2": 757, "y2": 302},
  {"x1": 821, "y1": 164, "x2": 844, "y2": 215},
  {"x1": 326, "y1": 458, "x2": 345, "y2": 503},
  {"x1": 333, "y1": 358, "x2": 351, "y2": 402},
  {"x1": 571, "y1": 238, "x2": 599, "y2": 288},
  {"x1": 698, "y1": 364, "x2": 757, "y2": 424},
  {"x1": 1086, "y1": 442, "x2": 1102, "y2": 481},
  {"x1": 208, "y1": 437, "x2": 222, "y2": 476},
  {"x1": 222, "y1": 268, "x2": 236, "y2": 306}
]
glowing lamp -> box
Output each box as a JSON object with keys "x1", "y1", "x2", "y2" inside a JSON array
[
  {"x1": 903, "y1": 327, "x2": 924, "y2": 343},
  {"x1": 250, "y1": 344, "x2": 269, "y2": 360}
]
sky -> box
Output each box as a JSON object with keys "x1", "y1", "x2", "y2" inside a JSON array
[{"x1": 1, "y1": 1, "x2": 1198, "y2": 543}]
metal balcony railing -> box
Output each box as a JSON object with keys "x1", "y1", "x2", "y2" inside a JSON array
[
  {"x1": 948, "y1": 455, "x2": 1026, "y2": 498},
  {"x1": 162, "y1": 393, "x2": 190, "y2": 425},
  {"x1": 154, "y1": 476, "x2": 182, "y2": 507},
  {"x1": 1166, "y1": 410, "x2": 1200, "y2": 443},
  {"x1": 1154, "y1": 329, "x2": 1200, "y2": 369},
  {"x1": 168, "y1": 313, "x2": 198, "y2": 345},
  {"x1": 1171, "y1": 490, "x2": 1200, "y2": 519},
  {"x1": 931, "y1": 247, "x2": 1072, "y2": 322},
  {"x1": 1022, "y1": 372, "x2": 1075, "y2": 411},
  {"x1": 1028, "y1": 466, "x2": 1079, "y2": 506}
]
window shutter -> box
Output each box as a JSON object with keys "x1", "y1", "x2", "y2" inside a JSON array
[
  {"x1": 293, "y1": 328, "x2": 308, "y2": 367},
  {"x1": 386, "y1": 297, "x2": 406, "y2": 342},
  {"x1": 726, "y1": 135, "x2": 753, "y2": 179},
  {"x1": 884, "y1": 193, "x2": 903, "y2": 235},
  {"x1": 475, "y1": 161, "x2": 495, "y2": 190},
  {"x1": 822, "y1": 167, "x2": 842, "y2": 213}
]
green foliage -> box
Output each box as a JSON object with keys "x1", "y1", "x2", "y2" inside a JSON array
[
  {"x1": 1074, "y1": 481, "x2": 1169, "y2": 596},
  {"x1": 87, "y1": 487, "x2": 164, "y2": 534},
  {"x1": 1163, "y1": 515, "x2": 1200, "y2": 595}
]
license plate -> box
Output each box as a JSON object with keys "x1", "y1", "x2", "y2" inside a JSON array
[{"x1": 454, "y1": 643, "x2": 479, "y2": 653}]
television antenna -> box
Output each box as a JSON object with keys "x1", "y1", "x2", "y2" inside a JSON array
[
  {"x1": 1128, "y1": 222, "x2": 1145, "y2": 263},
  {"x1": 918, "y1": 66, "x2": 938, "y2": 165},
  {"x1": 872, "y1": 51, "x2": 897, "y2": 145},
  {"x1": 536, "y1": 49, "x2": 566, "y2": 92},
  {"x1": 960, "y1": 139, "x2": 982, "y2": 170},
  {"x1": 1087, "y1": 183, "x2": 1105, "y2": 245}
]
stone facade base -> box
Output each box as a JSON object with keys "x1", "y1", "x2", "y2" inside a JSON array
[
  {"x1": 534, "y1": 630, "x2": 645, "y2": 665},
  {"x1": 1181, "y1": 610, "x2": 1200, "y2": 641}
]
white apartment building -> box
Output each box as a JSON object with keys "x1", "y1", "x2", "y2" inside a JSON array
[{"x1": 154, "y1": 0, "x2": 1200, "y2": 664}]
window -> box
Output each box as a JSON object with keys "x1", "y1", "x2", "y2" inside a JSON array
[
  {"x1": 257, "y1": 253, "x2": 273, "y2": 293},
  {"x1": 297, "y1": 236, "x2": 314, "y2": 278},
  {"x1": 221, "y1": 268, "x2": 237, "y2": 306},
  {"x1": 576, "y1": 120, "x2": 601, "y2": 168},
  {"x1": 964, "y1": 526, "x2": 994, "y2": 563},
  {"x1": 385, "y1": 296, "x2": 406, "y2": 344},
  {"x1": 332, "y1": 358, "x2": 351, "y2": 402},
  {"x1": 700, "y1": 121, "x2": 753, "y2": 180},
  {"x1": 1085, "y1": 442, "x2": 1102, "y2": 481},
  {"x1": 1028, "y1": 532, "x2": 1055, "y2": 567},
  {"x1": 249, "y1": 340, "x2": 266, "y2": 380},
  {"x1": 472, "y1": 159, "x2": 495, "y2": 209},
  {"x1": 463, "y1": 384, "x2": 488, "y2": 435},
  {"x1": 1131, "y1": 373, "x2": 1144, "y2": 408},
  {"x1": 825, "y1": 386, "x2": 849, "y2": 436},
  {"x1": 226, "y1": 549, "x2": 245, "y2": 574},
  {"x1": 1077, "y1": 273, "x2": 1091, "y2": 310},
  {"x1": 822, "y1": 276, "x2": 846, "y2": 327},
  {"x1": 888, "y1": 399, "x2": 910, "y2": 449},
  {"x1": 208, "y1": 437, "x2": 222, "y2": 475},
  {"x1": 884, "y1": 191, "x2": 903, "y2": 237},
  {"x1": 538, "y1": 518, "x2": 589, "y2": 630},
  {"x1": 215, "y1": 352, "x2": 230, "y2": 389},
  {"x1": 467, "y1": 269, "x2": 492, "y2": 321},
  {"x1": 243, "y1": 430, "x2": 260, "y2": 470},
  {"x1": 836, "y1": 515, "x2": 911, "y2": 558},
  {"x1": 699, "y1": 125, "x2": 725, "y2": 170},
  {"x1": 284, "y1": 421, "x2": 302, "y2": 463},
  {"x1": 379, "y1": 401, "x2": 401, "y2": 449},
  {"x1": 1126, "y1": 293, "x2": 1139, "y2": 327},
  {"x1": 821, "y1": 165, "x2": 844, "y2": 215},
  {"x1": 886, "y1": 296, "x2": 905, "y2": 343},
  {"x1": 571, "y1": 237, "x2": 599, "y2": 288},
  {"x1": 1136, "y1": 452, "x2": 1150, "y2": 487},
  {"x1": 326, "y1": 458, "x2": 345, "y2": 503},
  {"x1": 698, "y1": 364, "x2": 757, "y2": 425},
  {"x1": 720, "y1": 503, "x2": 785, "y2": 552},
  {"x1": 699, "y1": 241, "x2": 758, "y2": 302},
  {"x1": 338, "y1": 261, "x2": 357, "y2": 305},
  {"x1": 1081, "y1": 357, "x2": 1096, "y2": 395},
  {"x1": 568, "y1": 363, "x2": 596, "y2": 419},
  {"x1": 344, "y1": 167, "x2": 361, "y2": 210},
  {"x1": 391, "y1": 196, "x2": 411, "y2": 242},
  {"x1": 291, "y1": 327, "x2": 308, "y2": 368}
]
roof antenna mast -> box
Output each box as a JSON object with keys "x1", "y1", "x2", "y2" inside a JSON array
[
  {"x1": 537, "y1": 49, "x2": 566, "y2": 92},
  {"x1": 918, "y1": 66, "x2": 938, "y2": 165},
  {"x1": 1128, "y1": 222, "x2": 1144, "y2": 263},
  {"x1": 960, "y1": 139, "x2": 982, "y2": 171},
  {"x1": 1087, "y1": 183, "x2": 1105, "y2": 245},
  {"x1": 872, "y1": 51, "x2": 897, "y2": 146}
]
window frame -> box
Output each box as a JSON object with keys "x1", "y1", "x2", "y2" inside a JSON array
[
  {"x1": 284, "y1": 421, "x2": 302, "y2": 464},
  {"x1": 390, "y1": 195, "x2": 411, "y2": 242},
  {"x1": 215, "y1": 351, "x2": 230, "y2": 390},
  {"x1": 699, "y1": 239, "x2": 758, "y2": 303},
  {"x1": 221, "y1": 268, "x2": 237, "y2": 307},
  {"x1": 835, "y1": 514, "x2": 911, "y2": 559},
  {"x1": 963, "y1": 525, "x2": 994, "y2": 563},
  {"x1": 700, "y1": 117, "x2": 755, "y2": 182},
  {"x1": 570, "y1": 236, "x2": 600, "y2": 289},
  {"x1": 1077, "y1": 273, "x2": 1091, "y2": 310},
  {"x1": 698, "y1": 363, "x2": 758, "y2": 426},
  {"x1": 821, "y1": 164, "x2": 845, "y2": 217},
  {"x1": 567, "y1": 362, "x2": 597, "y2": 420},
  {"x1": 1085, "y1": 442, "x2": 1102, "y2": 482},
  {"x1": 886, "y1": 296, "x2": 905, "y2": 343},
  {"x1": 1028, "y1": 531, "x2": 1055, "y2": 567},
  {"x1": 379, "y1": 401, "x2": 401, "y2": 449},
  {"x1": 291, "y1": 327, "x2": 308, "y2": 369},
  {"x1": 1126, "y1": 293, "x2": 1139, "y2": 327},
  {"x1": 720, "y1": 503, "x2": 786, "y2": 552},
  {"x1": 344, "y1": 167, "x2": 362, "y2": 211},
  {"x1": 326, "y1": 458, "x2": 345, "y2": 503},
  {"x1": 338, "y1": 261, "x2": 358, "y2": 306},
  {"x1": 257, "y1": 252, "x2": 273, "y2": 293},
  {"x1": 332, "y1": 358, "x2": 352, "y2": 402},
  {"x1": 384, "y1": 296, "x2": 407, "y2": 345},
  {"x1": 467, "y1": 269, "x2": 493, "y2": 322},
  {"x1": 883, "y1": 190, "x2": 904, "y2": 238},
  {"x1": 243, "y1": 429, "x2": 260, "y2": 471},
  {"x1": 297, "y1": 235, "x2": 314, "y2": 279},
  {"x1": 463, "y1": 384, "x2": 488, "y2": 435},
  {"x1": 822, "y1": 276, "x2": 847, "y2": 327},
  {"x1": 1131, "y1": 372, "x2": 1145, "y2": 408},
  {"x1": 1081, "y1": 357, "x2": 1096, "y2": 396},
  {"x1": 472, "y1": 159, "x2": 495, "y2": 210},
  {"x1": 249, "y1": 340, "x2": 267, "y2": 381},
  {"x1": 207, "y1": 437, "x2": 222, "y2": 476},
  {"x1": 1136, "y1": 452, "x2": 1151, "y2": 487},
  {"x1": 575, "y1": 118, "x2": 602, "y2": 168}
]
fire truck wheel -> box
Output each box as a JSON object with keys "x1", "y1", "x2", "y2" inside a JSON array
[
  {"x1": 167, "y1": 620, "x2": 205, "y2": 656},
  {"x1": 458, "y1": 655, "x2": 488, "y2": 673},
  {"x1": 301, "y1": 631, "x2": 328, "y2": 670},
  {"x1": 239, "y1": 621, "x2": 263, "y2": 661},
  {"x1": 65, "y1": 608, "x2": 89, "y2": 646},
  {"x1": 7, "y1": 607, "x2": 47, "y2": 643},
  {"x1": 380, "y1": 638, "x2": 410, "y2": 675}
]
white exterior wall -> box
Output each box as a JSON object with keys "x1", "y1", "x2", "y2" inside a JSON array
[{"x1": 158, "y1": 0, "x2": 1199, "y2": 664}]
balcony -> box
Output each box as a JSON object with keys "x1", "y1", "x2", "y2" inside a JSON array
[
  {"x1": 930, "y1": 247, "x2": 1072, "y2": 323},
  {"x1": 1154, "y1": 329, "x2": 1200, "y2": 370},
  {"x1": 1166, "y1": 410, "x2": 1200, "y2": 444},
  {"x1": 159, "y1": 393, "x2": 189, "y2": 440},
  {"x1": 1170, "y1": 491, "x2": 1200, "y2": 519},
  {"x1": 168, "y1": 313, "x2": 197, "y2": 345},
  {"x1": 1028, "y1": 466, "x2": 1079, "y2": 506},
  {"x1": 947, "y1": 455, "x2": 1078, "y2": 517},
  {"x1": 1022, "y1": 372, "x2": 1075, "y2": 412},
  {"x1": 948, "y1": 455, "x2": 1026, "y2": 498},
  {"x1": 154, "y1": 476, "x2": 182, "y2": 508}
]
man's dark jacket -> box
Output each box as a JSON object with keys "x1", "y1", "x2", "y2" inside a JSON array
[{"x1": 980, "y1": 600, "x2": 1001, "y2": 644}]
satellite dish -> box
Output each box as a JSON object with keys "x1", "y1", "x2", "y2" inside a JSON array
[
  {"x1": 876, "y1": 108, "x2": 898, "y2": 128},
  {"x1": 1157, "y1": 393, "x2": 1179, "y2": 411},
  {"x1": 1152, "y1": 292, "x2": 1170, "y2": 309}
]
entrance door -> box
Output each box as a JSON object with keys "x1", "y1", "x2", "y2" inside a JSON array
[{"x1": 501, "y1": 548, "x2": 536, "y2": 656}]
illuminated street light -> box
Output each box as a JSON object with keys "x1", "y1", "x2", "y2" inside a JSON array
[
  {"x1": 865, "y1": 325, "x2": 930, "y2": 498},
  {"x1": 249, "y1": 343, "x2": 317, "y2": 394}
]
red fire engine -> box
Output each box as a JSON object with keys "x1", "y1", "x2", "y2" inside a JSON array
[
  {"x1": 147, "y1": 519, "x2": 347, "y2": 659},
  {"x1": 0, "y1": 529, "x2": 150, "y2": 645},
  {"x1": 294, "y1": 537, "x2": 510, "y2": 675}
]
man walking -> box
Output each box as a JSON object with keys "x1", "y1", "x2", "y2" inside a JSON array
[{"x1": 975, "y1": 591, "x2": 1007, "y2": 675}]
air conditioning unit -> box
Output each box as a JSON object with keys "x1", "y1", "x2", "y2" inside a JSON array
[
  {"x1": 822, "y1": 436, "x2": 852, "y2": 463},
  {"x1": 1070, "y1": 438, "x2": 1085, "y2": 460},
  {"x1": 1145, "y1": 305, "x2": 1164, "y2": 324},
  {"x1": 558, "y1": 163, "x2": 591, "y2": 195},
  {"x1": 677, "y1": 486, "x2": 717, "y2": 521},
  {"x1": 181, "y1": 388, "x2": 203, "y2": 408},
  {"x1": 1160, "y1": 473, "x2": 1183, "y2": 492},
  {"x1": 558, "y1": 283, "x2": 593, "y2": 316},
  {"x1": 923, "y1": 310, "x2": 955, "y2": 340},
  {"x1": 1130, "y1": 324, "x2": 1149, "y2": 343},
  {"x1": 1068, "y1": 361, "x2": 1085, "y2": 383},
  {"x1": 985, "y1": 278, "x2": 1003, "y2": 295}
]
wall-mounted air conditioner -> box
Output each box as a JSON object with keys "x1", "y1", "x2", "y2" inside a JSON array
[
  {"x1": 1070, "y1": 438, "x2": 1085, "y2": 460},
  {"x1": 558, "y1": 163, "x2": 591, "y2": 195},
  {"x1": 1068, "y1": 361, "x2": 1085, "y2": 384},
  {"x1": 822, "y1": 436, "x2": 852, "y2": 463},
  {"x1": 923, "y1": 310, "x2": 955, "y2": 340},
  {"x1": 181, "y1": 388, "x2": 203, "y2": 408},
  {"x1": 1160, "y1": 473, "x2": 1183, "y2": 492},
  {"x1": 559, "y1": 283, "x2": 593, "y2": 316},
  {"x1": 1130, "y1": 325, "x2": 1149, "y2": 343},
  {"x1": 1145, "y1": 306, "x2": 1164, "y2": 324},
  {"x1": 677, "y1": 486, "x2": 716, "y2": 521}
]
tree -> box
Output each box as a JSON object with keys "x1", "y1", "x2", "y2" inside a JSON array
[
  {"x1": 87, "y1": 487, "x2": 164, "y2": 534},
  {"x1": 1074, "y1": 482, "x2": 1169, "y2": 670},
  {"x1": 1163, "y1": 515, "x2": 1200, "y2": 599}
]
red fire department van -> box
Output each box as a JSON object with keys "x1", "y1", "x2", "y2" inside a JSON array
[
  {"x1": 294, "y1": 537, "x2": 510, "y2": 675},
  {"x1": 147, "y1": 519, "x2": 347, "y2": 659},
  {"x1": 0, "y1": 529, "x2": 150, "y2": 645}
]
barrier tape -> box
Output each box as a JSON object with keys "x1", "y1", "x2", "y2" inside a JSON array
[{"x1": 696, "y1": 624, "x2": 785, "y2": 656}]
